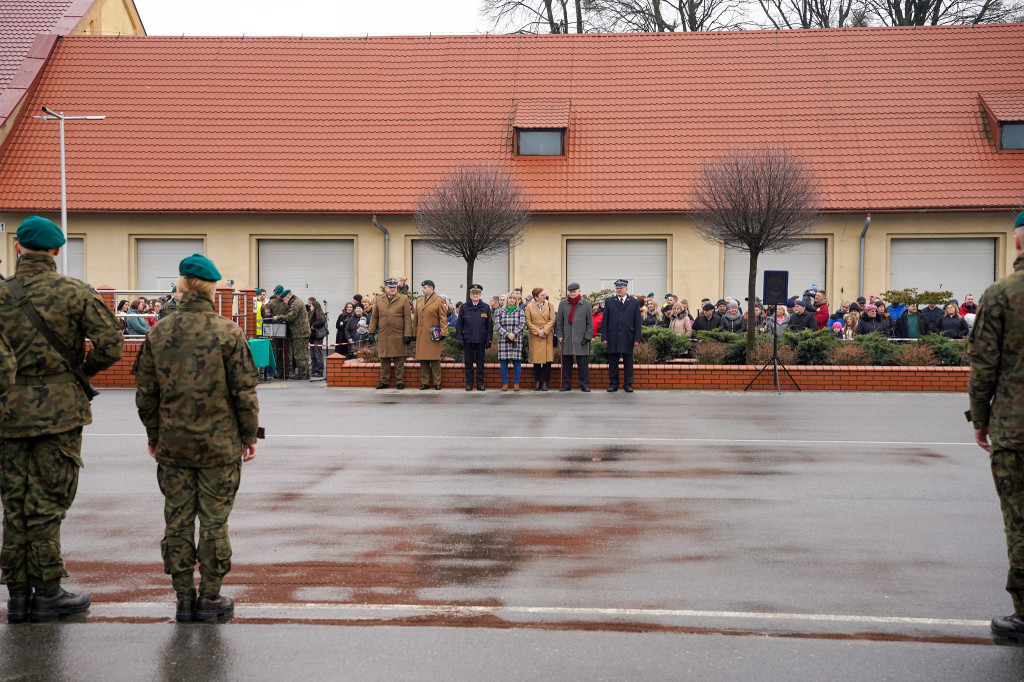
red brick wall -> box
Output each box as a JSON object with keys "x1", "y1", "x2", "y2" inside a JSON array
[
  {"x1": 325, "y1": 355, "x2": 969, "y2": 392},
  {"x1": 90, "y1": 340, "x2": 144, "y2": 388}
]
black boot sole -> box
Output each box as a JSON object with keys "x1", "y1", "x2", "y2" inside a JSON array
[
  {"x1": 6, "y1": 611, "x2": 28, "y2": 623},
  {"x1": 193, "y1": 605, "x2": 234, "y2": 622},
  {"x1": 176, "y1": 611, "x2": 194, "y2": 622},
  {"x1": 991, "y1": 626, "x2": 1024, "y2": 644},
  {"x1": 29, "y1": 600, "x2": 90, "y2": 622}
]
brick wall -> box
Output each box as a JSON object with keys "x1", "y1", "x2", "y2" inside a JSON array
[
  {"x1": 90, "y1": 340, "x2": 144, "y2": 388},
  {"x1": 325, "y1": 354, "x2": 969, "y2": 392}
]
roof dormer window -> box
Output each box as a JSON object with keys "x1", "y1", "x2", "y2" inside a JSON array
[
  {"x1": 513, "y1": 99, "x2": 569, "y2": 157},
  {"x1": 979, "y1": 92, "x2": 1024, "y2": 151},
  {"x1": 1001, "y1": 123, "x2": 1024, "y2": 150}
]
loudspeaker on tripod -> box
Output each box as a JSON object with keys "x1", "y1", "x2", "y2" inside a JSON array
[{"x1": 763, "y1": 270, "x2": 789, "y2": 306}]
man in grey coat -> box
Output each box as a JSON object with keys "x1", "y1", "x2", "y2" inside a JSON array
[{"x1": 554, "y1": 283, "x2": 594, "y2": 392}]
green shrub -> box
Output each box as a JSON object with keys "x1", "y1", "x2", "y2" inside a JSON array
[
  {"x1": 589, "y1": 339, "x2": 608, "y2": 364},
  {"x1": 442, "y1": 329, "x2": 463, "y2": 362},
  {"x1": 783, "y1": 329, "x2": 838, "y2": 365},
  {"x1": 641, "y1": 326, "x2": 692, "y2": 361},
  {"x1": 917, "y1": 334, "x2": 970, "y2": 366},
  {"x1": 852, "y1": 332, "x2": 897, "y2": 365}
]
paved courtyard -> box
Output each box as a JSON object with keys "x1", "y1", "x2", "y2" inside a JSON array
[{"x1": 2, "y1": 385, "x2": 1024, "y2": 680}]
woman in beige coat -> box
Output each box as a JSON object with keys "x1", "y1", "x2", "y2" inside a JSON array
[{"x1": 525, "y1": 287, "x2": 556, "y2": 391}]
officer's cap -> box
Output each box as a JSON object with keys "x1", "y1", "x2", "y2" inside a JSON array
[
  {"x1": 273, "y1": 285, "x2": 284, "y2": 295},
  {"x1": 384, "y1": 278, "x2": 399, "y2": 287},
  {"x1": 1015, "y1": 211, "x2": 1024, "y2": 228},
  {"x1": 469, "y1": 284, "x2": 483, "y2": 293},
  {"x1": 613, "y1": 279, "x2": 628, "y2": 288},
  {"x1": 178, "y1": 254, "x2": 221, "y2": 281},
  {"x1": 16, "y1": 216, "x2": 66, "y2": 251},
  {"x1": 421, "y1": 279, "x2": 435, "y2": 288}
]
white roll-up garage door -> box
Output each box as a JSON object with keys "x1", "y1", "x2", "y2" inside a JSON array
[
  {"x1": 66, "y1": 237, "x2": 84, "y2": 282},
  {"x1": 258, "y1": 239, "x2": 354, "y2": 318},
  {"x1": 137, "y1": 238, "x2": 205, "y2": 291},
  {"x1": 412, "y1": 241, "x2": 509, "y2": 300},
  {"x1": 889, "y1": 238, "x2": 996, "y2": 301},
  {"x1": 724, "y1": 240, "x2": 826, "y2": 302},
  {"x1": 566, "y1": 239, "x2": 667, "y2": 297}
]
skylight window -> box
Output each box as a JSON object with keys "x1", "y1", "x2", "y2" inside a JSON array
[{"x1": 517, "y1": 129, "x2": 564, "y2": 156}]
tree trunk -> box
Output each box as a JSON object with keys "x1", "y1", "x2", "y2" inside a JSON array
[
  {"x1": 747, "y1": 251, "x2": 759, "y2": 359},
  {"x1": 465, "y1": 256, "x2": 476, "y2": 302}
]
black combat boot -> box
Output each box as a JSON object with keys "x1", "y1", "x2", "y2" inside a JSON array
[
  {"x1": 992, "y1": 614, "x2": 1024, "y2": 643},
  {"x1": 30, "y1": 586, "x2": 90, "y2": 621},
  {"x1": 194, "y1": 593, "x2": 234, "y2": 621},
  {"x1": 7, "y1": 589, "x2": 31, "y2": 623},
  {"x1": 176, "y1": 588, "x2": 197, "y2": 622}
]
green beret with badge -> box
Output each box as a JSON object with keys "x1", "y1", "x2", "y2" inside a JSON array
[
  {"x1": 178, "y1": 253, "x2": 221, "y2": 281},
  {"x1": 16, "y1": 216, "x2": 66, "y2": 250}
]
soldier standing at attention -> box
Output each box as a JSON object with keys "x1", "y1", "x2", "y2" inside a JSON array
[
  {"x1": 369, "y1": 278, "x2": 413, "y2": 389},
  {"x1": 456, "y1": 284, "x2": 493, "y2": 391},
  {"x1": 0, "y1": 216, "x2": 123, "y2": 623},
  {"x1": 414, "y1": 279, "x2": 448, "y2": 390},
  {"x1": 273, "y1": 289, "x2": 311, "y2": 380},
  {"x1": 969, "y1": 211, "x2": 1024, "y2": 643},
  {"x1": 133, "y1": 254, "x2": 259, "y2": 622}
]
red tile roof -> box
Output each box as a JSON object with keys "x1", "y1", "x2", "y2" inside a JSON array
[
  {"x1": 514, "y1": 99, "x2": 570, "y2": 128},
  {"x1": 980, "y1": 91, "x2": 1024, "y2": 121},
  {"x1": 0, "y1": 0, "x2": 76, "y2": 92},
  {"x1": 1, "y1": 27, "x2": 1023, "y2": 214}
]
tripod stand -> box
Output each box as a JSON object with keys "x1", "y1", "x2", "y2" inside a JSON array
[{"x1": 744, "y1": 306, "x2": 801, "y2": 393}]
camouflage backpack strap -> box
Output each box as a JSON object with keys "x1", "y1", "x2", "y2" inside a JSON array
[{"x1": 3, "y1": 276, "x2": 99, "y2": 401}]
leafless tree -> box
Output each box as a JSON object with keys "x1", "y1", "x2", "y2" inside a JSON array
[
  {"x1": 866, "y1": 0, "x2": 1023, "y2": 24},
  {"x1": 592, "y1": 0, "x2": 748, "y2": 31},
  {"x1": 758, "y1": 0, "x2": 869, "y2": 27},
  {"x1": 482, "y1": 0, "x2": 598, "y2": 33},
  {"x1": 414, "y1": 164, "x2": 532, "y2": 299},
  {"x1": 690, "y1": 145, "x2": 822, "y2": 354}
]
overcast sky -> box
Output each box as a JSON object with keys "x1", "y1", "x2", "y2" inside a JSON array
[{"x1": 132, "y1": 0, "x2": 490, "y2": 37}]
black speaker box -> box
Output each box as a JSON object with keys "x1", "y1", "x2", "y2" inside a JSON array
[{"x1": 763, "y1": 271, "x2": 789, "y2": 305}]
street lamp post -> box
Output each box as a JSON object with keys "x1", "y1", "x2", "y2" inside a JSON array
[{"x1": 33, "y1": 106, "x2": 105, "y2": 276}]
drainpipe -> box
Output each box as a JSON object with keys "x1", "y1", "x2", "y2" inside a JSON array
[
  {"x1": 372, "y1": 215, "x2": 389, "y2": 280},
  {"x1": 859, "y1": 213, "x2": 871, "y2": 299}
]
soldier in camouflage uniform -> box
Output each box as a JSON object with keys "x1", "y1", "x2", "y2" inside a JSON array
[
  {"x1": 157, "y1": 285, "x2": 181, "y2": 321},
  {"x1": 969, "y1": 210, "x2": 1024, "y2": 642},
  {"x1": 272, "y1": 289, "x2": 311, "y2": 379},
  {"x1": 262, "y1": 285, "x2": 285, "y2": 376},
  {"x1": 133, "y1": 254, "x2": 259, "y2": 622},
  {"x1": 0, "y1": 216, "x2": 123, "y2": 623}
]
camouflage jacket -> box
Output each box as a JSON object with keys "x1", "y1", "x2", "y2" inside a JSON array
[
  {"x1": 0, "y1": 331, "x2": 15, "y2": 396},
  {"x1": 968, "y1": 252, "x2": 1024, "y2": 448},
  {"x1": 157, "y1": 297, "x2": 179, "y2": 320},
  {"x1": 133, "y1": 292, "x2": 259, "y2": 468},
  {"x1": 263, "y1": 296, "x2": 284, "y2": 318},
  {"x1": 278, "y1": 295, "x2": 310, "y2": 339},
  {"x1": 0, "y1": 254, "x2": 123, "y2": 442}
]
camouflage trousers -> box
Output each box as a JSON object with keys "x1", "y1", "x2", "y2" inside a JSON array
[
  {"x1": 291, "y1": 336, "x2": 310, "y2": 379},
  {"x1": 157, "y1": 462, "x2": 240, "y2": 595},
  {"x1": 0, "y1": 429, "x2": 82, "y2": 590},
  {"x1": 991, "y1": 445, "x2": 1024, "y2": 614}
]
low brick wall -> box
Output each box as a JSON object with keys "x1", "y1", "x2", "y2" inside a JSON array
[
  {"x1": 91, "y1": 340, "x2": 144, "y2": 388},
  {"x1": 325, "y1": 354, "x2": 969, "y2": 391}
]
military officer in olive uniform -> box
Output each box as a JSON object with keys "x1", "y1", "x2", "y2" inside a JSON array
[
  {"x1": 369, "y1": 278, "x2": 413, "y2": 389},
  {"x1": 970, "y1": 211, "x2": 1024, "y2": 643},
  {"x1": 414, "y1": 279, "x2": 448, "y2": 390},
  {"x1": 272, "y1": 289, "x2": 311, "y2": 380},
  {"x1": 456, "y1": 284, "x2": 493, "y2": 391},
  {"x1": 0, "y1": 216, "x2": 123, "y2": 623},
  {"x1": 133, "y1": 254, "x2": 259, "y2": 622}
]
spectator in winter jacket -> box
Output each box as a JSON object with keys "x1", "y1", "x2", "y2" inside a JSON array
[
  {"x1": 812, "y1": 291, "x2": 830, "y2": 330},
  {"x1": 640, "y1": 299, "x2": 662, "y2": 327},
  {"x1": 893, "y1": 303, "x2": 923, "y2": 339},
  {"x1": 960, "y1": 294, "x2": 978, "y2": 317},
  {"x1": 842, "y1": 312, "x2": 859, "y2": 340},
  {"x1": 801, "y1": 284, "x2": 820, "y2": 309},
  {"x1": 693, "y1": 303, "x2": 721, "y2": 332},
  {"x1": 920, "y1": 302, "x2": 944, "y2": 332},
  {"x1": 665, "y1": 303, "x2": 692, "y2": 335},
  {"x1": 935, "y1": 303, "x2": 970, "y2": 339},
  {"x1": 787, "y1": 300, "x2": 818, "y2": 332},
  {"x1": 830, "y1": 301, "x2": 851, "y2": 322},
  {"x1": 718, "y1": 301, "x2": 746, "y2": 333},
  {"x1": 767, "y1": 305, "x2": 790, "y2": 336},
  {"x1": 855, "y1": 304, "x2": 893, "y2": 337}
]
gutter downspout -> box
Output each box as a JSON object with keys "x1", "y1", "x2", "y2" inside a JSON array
[
  {"x1": 372, "y1": 215, "x2": 389, "y2": 280},
  {"x1": 859, "y1": 214, "x2": 871, "y2": 299}
]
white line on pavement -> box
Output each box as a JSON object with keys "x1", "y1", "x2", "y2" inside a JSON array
[
  {"x1": 84, "y1": 433, "x2": 976, "y2": 447},
  {"x1": 90, "y1": 601, "x2": 989, "y2": 627}
]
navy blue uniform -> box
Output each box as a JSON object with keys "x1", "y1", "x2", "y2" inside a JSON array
[
  {"x1": 599, "y1": 295, "x2": 642, "y2": 390},
  {"x1": 456, "y1": 300, "x2": 493, "y2": 388}
]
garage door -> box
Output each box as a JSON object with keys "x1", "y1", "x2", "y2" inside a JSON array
[
  {"x1": 66, "y1": 237, "x2": 84, "y2": 282},
  {"x1": 724, "y1": 240, "x2": 826, "y2": 302},
  {"x1": 889, "y1": 238, "x2": 996, "y2": 302},
  {"x1": 137, "y1": 238, "x2": 205, "y2": 291},
  {"x1": 412, "y1": 241, "x2": 509, "y2": 300},
  {"x1": 566, "y1": 239, "x2": 667, "y2": 298},
  {"x1": 258, "y1": 239, "x2": 354, "y2": 318}
]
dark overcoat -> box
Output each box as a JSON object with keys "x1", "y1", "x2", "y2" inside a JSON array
[{"x1": 599, "y1": 295, "x2": 642, "y2": 354}]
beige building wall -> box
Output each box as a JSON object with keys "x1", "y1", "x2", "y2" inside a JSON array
[
  {"x1": 0, "y1": 210, "x2": 1015, "y2": 302},
  {"x1": 75, "y1": 0, "x2": 146, "y2": 36}
]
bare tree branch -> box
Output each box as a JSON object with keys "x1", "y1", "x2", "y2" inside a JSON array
[
  {"x1": 483, "y1": 0, "x2": 598, "y2": 32},
  {"x1": 690, "y1": 145, "x2": 822, "y2": 353},
  {"x1": 414, "y1": 164, "x2": 532, "y2": 298}
]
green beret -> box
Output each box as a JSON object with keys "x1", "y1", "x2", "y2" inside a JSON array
[
  {"x1": 273, "y1": 285, "x2": 284, "y2": 295},
  {"x1": 1015, "y1": 211, "x2": 1024, "y2": 228},
  {"x1": 282, "y1": 289, "x2": 292, "y2": 297},
  {"x1": 17, "y1": 216, "x2": 66, "y2": 250},
  {"x1": 178, "y1": 253, "x2": 221, "y2": 281},
  {"x1": 421, "y1": 279, "x2": 435, "y2": 288}
]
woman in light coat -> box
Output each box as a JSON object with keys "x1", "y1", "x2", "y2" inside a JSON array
[
  {"x1": 493, "y1": 291, "x2": 526, "y2": 391},
  {"x1": 666, "y1": 303, "x2": 692, "y2": 335},
  {"x1": 525, "y1": 287, "x2": 556, "y2": 391}
]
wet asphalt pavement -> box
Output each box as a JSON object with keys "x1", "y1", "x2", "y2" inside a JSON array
[{"x1": 3, "y1": 384, "x2": 1024, "y2": 680}]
